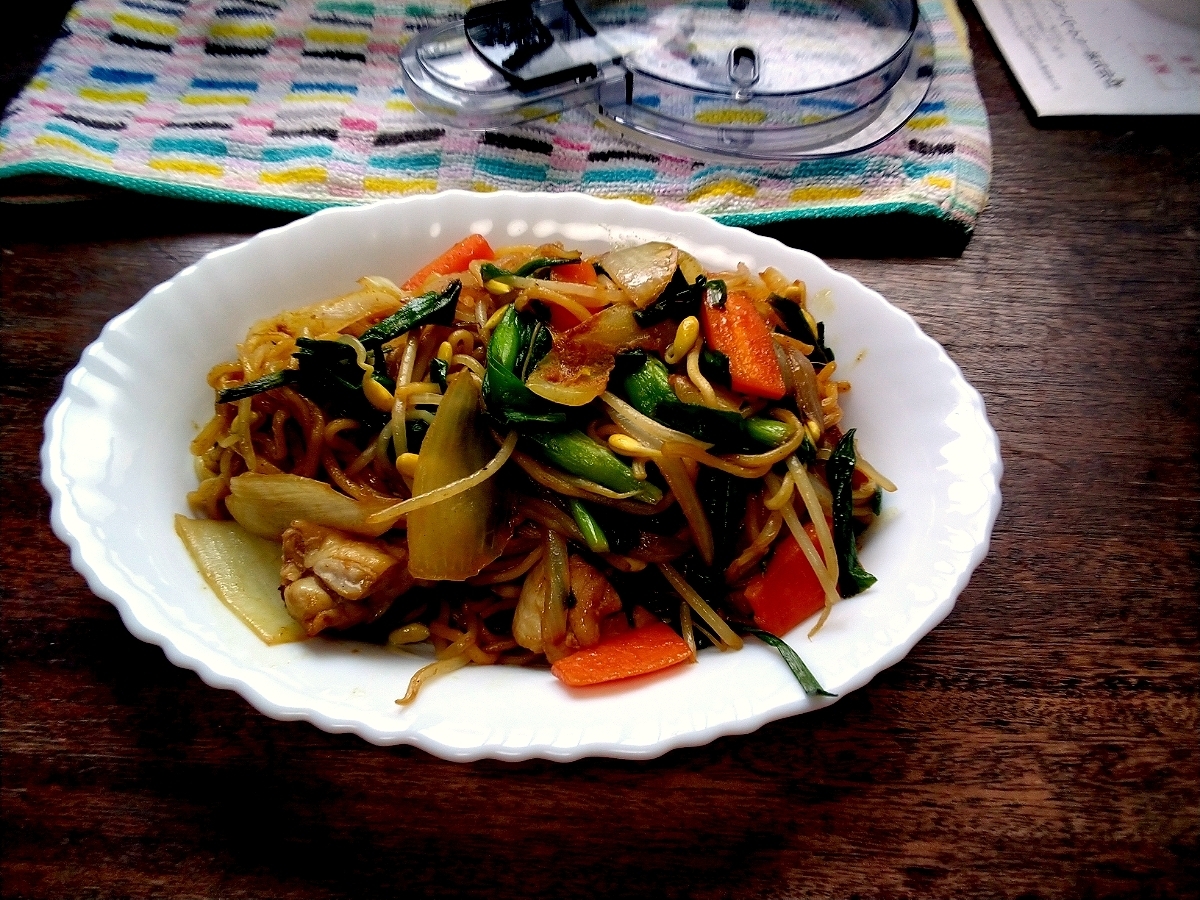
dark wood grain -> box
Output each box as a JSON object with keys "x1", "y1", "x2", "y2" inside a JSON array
[{"x1": 2, "y1": 6, "x2": 1197, "y2": 898}]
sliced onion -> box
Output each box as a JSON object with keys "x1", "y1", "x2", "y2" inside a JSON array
[
  {"x1": 367, "y1": 430, "x2": 517, "y2": 526},
  {"x1": 600, "y1": 392, "x2": 712, "y2": 451},
  {"x1": 512, "y1": 557, "x2": 548, "y2": 653},
  {"x1": 774, "y1": 333, "x2": 824, "y2": 431},
  {"x1": 526, "y1": 305, "x2": 649, "y2": 407},
  {"x1": 175, "y1": 514, "x2": 306, "y2": 645},
  {"x1": 597, "y1": 242, "x2": 679, "y2": 308},
  {"x1": 359, "y1": 275, "x2": 404, "y2": 298},
  {"x1": 542, "y1": 531, "x2": 569, "y2": 646},
  {"x1": 405, "y1": 373, "x2": 509, "y2": 581},
  {"x1": 226, "y1": 473, "x2": 394, "y2": 540},
  {"x1": 526, "y1": 350, "x2": 612, "y2": 406},
  {"x1": 280, "y1": 286, "x2": 401, "y2": 337}
]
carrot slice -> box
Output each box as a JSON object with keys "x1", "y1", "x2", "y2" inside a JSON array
[
  {"x1": 551, "y1": 621, "x2": 692, "y2": 687},
  {"x1": 550, "y1": 260, "x2": 598, "y2": 286},
  {"x1": 547, "y1": 304, "x2": 585, "y2": 331},
  {"x1": 700, "y1": 290, "x2": 787, "y2": 400},
  {"x1": 742, "y1": 522, "x2": 827, "y2": 636},
  {"x1": 403, "y1": 234, "x2": 494, "y2": 291}
]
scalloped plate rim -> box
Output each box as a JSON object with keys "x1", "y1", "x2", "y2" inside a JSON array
[{"x1": 41, "y1": 191, "x2": 1002, "y2": 762}]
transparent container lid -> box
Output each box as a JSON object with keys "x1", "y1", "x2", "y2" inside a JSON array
[{"x1": 399, "y1": 0, "x2": 933, "y2": 160}]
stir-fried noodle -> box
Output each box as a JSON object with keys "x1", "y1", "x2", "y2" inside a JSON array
[{"x1": 184, "y1": 236, "x2": 893, "y2": 699}]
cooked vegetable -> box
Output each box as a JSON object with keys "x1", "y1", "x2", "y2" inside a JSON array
[
  {"x1": 569, "y1": 499, "x2": 610, "y2": 554},
  {"x1": 827, "y1": 429, "x2": 878, "y2": 597},
  {"x1": 550, "y1": 621, "x2": 693, "y2": 687},
  {"x1": 524, "y1": 430, "x2": 662, "y2": 503},
  {"x1": 744, "y1": 628, "x2": 834, "y2": 696},
  {"x1": 402, "y1": 233, "x2": 493, "y2": 290},
  {"x1": 597, "y1": 242, "x2": 679, "y2": 308},
  {"x1": 407, "y1": 371, "x2": 504, "y2": 580},
  {"x1": 480, "y1": 256, "x2": 576, "y2": 282},
  {"x1": 634, "y1": 273, "x2": 725, "y2": 327},
  {"x1": 701, "y1": 290, "x2": 788, "y2": 400},
  {"x1": 621, "y1": 353, "x2": 789, "y2": 450},
  {"x1": 525, "y1": 303, "x2": 665, "y2": 408},
  {"x1": 225, "y1": 473, "x2": 394, "y2": 540},
  {"x1": 482, "y1": 305, "x2": 567, "y2": 428},
  {"x1": 175, "y1": 514, "x2": 306, "y2": 644},
  {"x1": 550, "y1": 260, "x2": 598, "y2": 285},
  {"x1": 742, "y1": 521, "x2": 827, "y2": 636},
  {"x1": 185, "y1": 235, "x2": 890, "y2": 704},
  {"x1": 772, "y1": 294, "x2": 834, "y2": 366},
  {"x1": 358, "y1": 281, "x2": 462, "y2": 349},
  {"x1": 217, "y1": 337, "x2": 397, "y2": 426}
]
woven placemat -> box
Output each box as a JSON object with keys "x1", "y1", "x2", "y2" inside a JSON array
[{"x1": 0, "y1": 0, "x2": 991, "y2": 231}]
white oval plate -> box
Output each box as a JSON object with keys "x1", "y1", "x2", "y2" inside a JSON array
[{"x1": 42, "y1": 191, "x2": 1001, "y2": 762}]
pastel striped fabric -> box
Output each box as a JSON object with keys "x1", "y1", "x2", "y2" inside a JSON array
[{"x1": 0, "y1": 0, "x2": 991, "y2": 231}]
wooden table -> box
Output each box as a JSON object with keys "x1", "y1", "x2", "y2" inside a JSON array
[{"x1": 3, "y1": 5, "x2": 1197, "y2": 897}]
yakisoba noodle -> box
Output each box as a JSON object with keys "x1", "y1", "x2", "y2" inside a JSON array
[{"x1": 183, "y1": 235, "x2": 894, "y2": 700}]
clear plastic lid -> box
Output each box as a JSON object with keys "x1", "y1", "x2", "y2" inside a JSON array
[{"x1": 399, "y1": 0, "x2": 933, "y2": 160}]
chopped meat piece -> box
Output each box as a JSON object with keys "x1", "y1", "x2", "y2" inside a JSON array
[
  {"x1": 566, "y1": 555, "x2": 623, "y2": 650},
  {"x1": 281, "y1": 521, "x2": 413, "y2": 636}
]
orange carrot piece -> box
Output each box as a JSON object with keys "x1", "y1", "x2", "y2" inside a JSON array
[
  {"x1": 700, "y1": 290, "x2": 787, "y2": 400},
  {"x1": 550, "y1": 260, "x2": 598, "y2": 286},
  {"x1": 742, "y1": 522, "x2": 827, "y2": 636},
  {"x1": 551, "y1": 621, "x2": 692, "y2": 687},
  {"x1": 547, "y1": 304, "x2": 585, "y2": 331},
  {"x1": 403, "y1": 234, "x2": 494, "y2": 291}
]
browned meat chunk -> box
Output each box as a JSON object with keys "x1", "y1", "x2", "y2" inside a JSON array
[{"x1": 280, "y1": 521, "x2": 413, "y2": 636}]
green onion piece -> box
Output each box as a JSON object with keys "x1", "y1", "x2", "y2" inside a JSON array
[
  {"x1": 696, "y1": 468, "x2": 747, "y2": 570},
  {"x1": 479, "y1": 262, "x2": 511, "y2": 283},
  {"x1": 744, "y1": 417, "x2": 792, "y2": 447},
  {"x1": 217, "y1": 369, "x2": 297, "y2": 404},
  {"x1": 569, "y1": 499, "x2": 610, "y2": 554},
  {"x1": 488, "y1": 304, "x2": 523, "y2": 371},
  {"x1": 744, "y1": 627, "x2": 836, "y2": 696},
  {"x1": 827, "y1": 429, "x2": 877, "y2": 597},
  {"x1": 481, "y1": 306, "x2": 567, "y2": 429},
  {"x1": 770, "y1": 295, "x2": 835, "y2": 365},
  {"x1": 620, "y1": 355, "x2": 746, "y2": 448},
  {"x1": 480, "y1": 258, "x2": 574, "y2": 282},
  {"x1": 524, "y1": 430, "x2": 662, "y2": 503},
  {"x1": 514, "y1": 256, "x2": 575, "y2": 277},
  {"x1": 698, "y1": 347, "x2": 731, "y2": 386},
  {"x1": 429, "y1": 357, "x2": 448, "y2": 392},
  {"x1": 359, "y1": 280, "x2": 461, "y2": 348},
  {"x1": 622, "y1": 354, "x2": 675, "y2": 416}
]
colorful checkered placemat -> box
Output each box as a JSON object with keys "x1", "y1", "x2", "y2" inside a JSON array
[{"x1": 0, "y1": 0, "x2": 991, "y2": 231}]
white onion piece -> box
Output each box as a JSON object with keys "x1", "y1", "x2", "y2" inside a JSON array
[
  {"x1": 175, "y1": 515, "x2": 306, "y2": 645},
  {"x1": 367, "y1": 430, "x2": 518, "y2": 527},
  {"x1": 226, "y1": 473, "x2": 394, "y2": 540},
  {"x1": 597, "y1": 242, "x2": 679, "y2": 308}
]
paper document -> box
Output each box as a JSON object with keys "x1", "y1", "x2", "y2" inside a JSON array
[{"x1": 974, "y1": 0, "x2": 1200, "y2": 115}]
